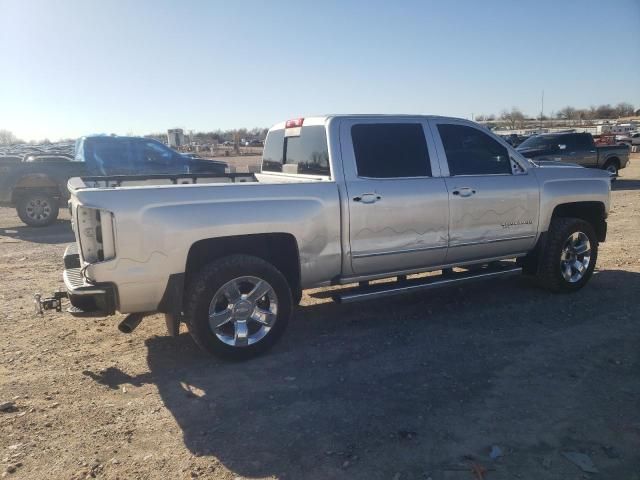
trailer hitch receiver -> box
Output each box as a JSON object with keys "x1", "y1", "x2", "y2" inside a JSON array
[{"x1": 34, "y1": 291, "x2": 69, "y2": 315}]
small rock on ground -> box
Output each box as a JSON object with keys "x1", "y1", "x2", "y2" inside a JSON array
[{"x1": 562, "y1": 451, "x2": 598, "y2": 473}]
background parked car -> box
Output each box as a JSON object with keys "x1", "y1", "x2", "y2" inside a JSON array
[
  {"x1": 501, "y1": 133, "x2": 528, "y2": 147},
  {"x1": 617, "y1": 132, "x2": 640, "y2": 146},
  {"x1": 517, "y1": 132, "x2": 630, "y2": 176},
  {"x1": 0, "y1": 135, "x2": 228, "y2": 227}
]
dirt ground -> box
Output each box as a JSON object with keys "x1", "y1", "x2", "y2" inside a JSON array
[{"x1": 1, "y1": 156, "x2": 639, "y2": 480}]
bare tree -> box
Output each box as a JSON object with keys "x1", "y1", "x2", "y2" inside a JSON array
[
  {"x1": 575, "y1": 108, "x2": 591, "y2": 121},
  {"x1": 0, "y1": 129, "x2": 19, "y2": 145},
  {"x1": 500, "y1": 108, "x2": 525, "y2": 129},
  {"x1": 614, "y1": 102, "x2": 635, "y2": 118},
  {"x1": 557, "y1": 106, "x2": 578, "y2": 121},
  {"x1": 596, "y1": 104, "x2": 615, "y2": 119}
]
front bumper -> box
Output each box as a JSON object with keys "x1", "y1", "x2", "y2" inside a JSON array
[{"x1": 62, "y1": 245, "x2": 117, "y2": 317}]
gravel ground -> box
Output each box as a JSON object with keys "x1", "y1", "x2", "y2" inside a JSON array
[{"x1": 1, "y1": 155, "x2": 639, "y2": 480}]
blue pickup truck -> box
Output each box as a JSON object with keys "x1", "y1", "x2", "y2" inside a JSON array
[{"x1": 0, "y1": 135, "x2": 227, "y2": 226}]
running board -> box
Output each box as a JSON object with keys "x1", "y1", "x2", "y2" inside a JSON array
[{"x1": 332, "y1": 265, "x2": 522, "y2": 304}]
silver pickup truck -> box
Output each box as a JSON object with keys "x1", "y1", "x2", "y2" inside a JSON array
[{"x1": 38, "y1": 115, "x2": 611, "y2": 358}]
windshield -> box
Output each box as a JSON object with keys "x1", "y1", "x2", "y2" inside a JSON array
[{"x1": 518, "y1": 135, "x2": 560, "y2": 150}]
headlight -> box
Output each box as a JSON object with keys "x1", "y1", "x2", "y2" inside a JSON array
[{"x1": 77, "y1": 206, "x2": 116, "y2": 263}]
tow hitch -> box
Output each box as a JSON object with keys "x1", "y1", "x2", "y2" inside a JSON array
[{"x1": 34, "y1": 291, "x2": 69, "y2": 315}]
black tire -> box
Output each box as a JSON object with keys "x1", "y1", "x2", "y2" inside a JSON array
[
  {"x1": 184, "y1": 255, "x2": 292, "y2": 359},
  {"x1": 16, "y1": 192, "x2": 59, "y2": 227},
  {"x1": 603, "y1": 159, "x2": 619, "y2": 177},
  {"x1": 293, "y1": 288, "x2": 303, "y2": 305},
  {"x1": 535, "y1": 217, "x2": 598, "y2": 293}
]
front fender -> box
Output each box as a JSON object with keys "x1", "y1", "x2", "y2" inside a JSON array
[{"x1": 535, "y1": 167, "x2": 610, "y2": 233}]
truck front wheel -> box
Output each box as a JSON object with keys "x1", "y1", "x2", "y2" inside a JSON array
[
  {"x1": 184, "y1": 255, "x2": 292, "y2": 359},
  {"x1": 536, "y1": 217, "x2": 598, "y2": 293},
  {"x1": 16, "y1": 192, "x2": 59, "y2": 227}
]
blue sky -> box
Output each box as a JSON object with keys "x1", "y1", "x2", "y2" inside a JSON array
[{"x1": 1, "y1": 0, "x2": 639, "y2": 141}]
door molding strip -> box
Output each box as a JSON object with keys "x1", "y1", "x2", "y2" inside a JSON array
[
  {"x1": 352, "y1": 244, "x2": 447, "y2": 259},
  {"x1": 450, "y1": 234, "x2": 536, "y2": 248}
]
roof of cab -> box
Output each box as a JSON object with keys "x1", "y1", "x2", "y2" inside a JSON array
[{"x1": 269, "y1": 114, "x2": 469, "y2": 130}]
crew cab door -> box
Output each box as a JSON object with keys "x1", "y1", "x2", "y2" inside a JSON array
[
  {"x1": 429, "y1": 119, "x2": 539, "y2": 264},
  {"x1": 560, "y1": 133, "x2": 598, "y2": 167},
  {"x1": 339, "y1": 118, "x2": 449, "y2": 276}
]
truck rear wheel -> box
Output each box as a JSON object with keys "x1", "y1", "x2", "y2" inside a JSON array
[
  {"x1": 184, "y1": 255, "x2": 292, "y2": 359},
  {"x1": 16, "y1": 192, "x2": 59, "y2": 227},
  {"x1": 536, "y1": 217, "x2": 598, "y2": 293},
  {"x1": 603, "y1": 159, "x2": 619, "y2": 176}
]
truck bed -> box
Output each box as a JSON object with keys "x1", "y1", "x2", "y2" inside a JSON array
[{"x1": 77, "y1": 172, "x2": 257, "y2": 189}]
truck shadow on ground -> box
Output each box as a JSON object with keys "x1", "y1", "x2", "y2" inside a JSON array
[
  {"x1": 90, "y1": 269, "x2": 640, "y2": 478},
  {"x1": 612, "y1": 178, "x2": 640, "y2": 191},
  {"x1": 0, "y1": 220, "x2": 75, "y2": 244}
]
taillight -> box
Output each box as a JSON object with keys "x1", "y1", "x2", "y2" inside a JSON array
[
  {"x1": 77, "y1": 206, "x2": 116, "y2": 263},
  {"x1": 285, "y1": 118, "x2": 304, "y2": 128}
]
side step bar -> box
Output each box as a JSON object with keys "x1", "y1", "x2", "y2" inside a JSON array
[{"x1": 332, "y1": 265, "x2": 522, "y2": 304}]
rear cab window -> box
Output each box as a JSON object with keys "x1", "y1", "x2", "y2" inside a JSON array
[
  {"x1": 262, "y1": 119, "x2": 330, "y2": 178},
  {"x1": 351, "y1": 123, "x2": 431, "y2": 178}
]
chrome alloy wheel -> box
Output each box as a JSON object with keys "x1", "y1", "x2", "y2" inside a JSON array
[
  {"x1": 560, "y1": 231, "x2": 592, "y2": 283},
  {"x1": 208, "y1": 276, "x2": 278, "y2": 347},
  {"x1": 25, "y1": 198, "x2": 52, "y2": 222}
]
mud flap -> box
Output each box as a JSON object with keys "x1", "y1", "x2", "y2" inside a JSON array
[
  {"x1": 164, "y1": 313, "x2": 180, "y2": 337},
  {"x1": 158, "y1": 273, "x2": 185, "y2": 337}
]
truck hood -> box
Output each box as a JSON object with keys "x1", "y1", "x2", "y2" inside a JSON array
[
  {"x1": 533, "y1": 160, "x2": 613, "y2": 179},
  {"x1": 516, "y1": 146, "x2": 557, "y2": 158},
  {"x1": 534, "y1": 160, "x2": 582, "y2": 169}
]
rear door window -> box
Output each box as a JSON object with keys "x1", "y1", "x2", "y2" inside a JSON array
[
  {"x1": 351, "y1": 123, "x2": 431, "y2": 178},
  {"x1": 437, "y1": 124, "x2": 511, "y2": 176},
  {"x1": 85, "y1": 139, "x2": 135, "y2": 175},
  {"x1": 263, "y1": 125, "x2": 330, "y2": 176},
  {"x1": 574, "y1": 134, "x2": 593, "y2": 149},
  {"x1": 560, "y1": 135, "x2": 578, "y2": 151}
]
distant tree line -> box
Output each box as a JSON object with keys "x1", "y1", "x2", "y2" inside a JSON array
[
  {"x1": 2, "y1": 103, "x2": 639, "y2": 146},
  {"x1": 476, "y1": 102, "x2": 639, "y2": 129}
]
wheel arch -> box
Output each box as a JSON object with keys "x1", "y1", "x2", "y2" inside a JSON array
[
  {"x1": 603, "y1": 156, "x2": 620, "y2": 168},
  {"x1": 185, "y1": 233, "x2": 301, "y2": 301},
  {"x1": 550, "y1": 201, "x2": 607, "y2": 242},
  {"x1": 11, "y1": 174, "x2": 62, "y2": 203}
]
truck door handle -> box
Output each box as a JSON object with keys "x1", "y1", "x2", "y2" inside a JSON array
[
  {"x1": 353, "y1": 193, "x2": 381, "y2": 204},
  {"x1": 452, "y1": 187, "x2": 476, "y2": 198}
]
